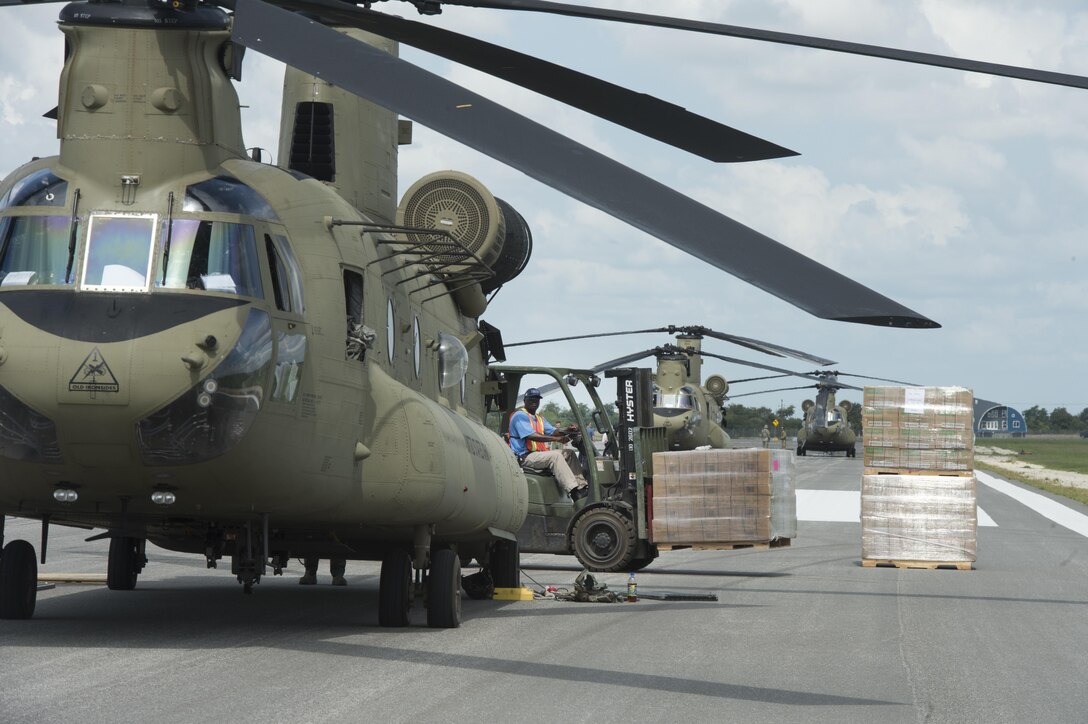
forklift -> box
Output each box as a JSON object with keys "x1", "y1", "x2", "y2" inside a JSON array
[{"x1": 484, "y1": 365, "x2": 668, "y2": 572}]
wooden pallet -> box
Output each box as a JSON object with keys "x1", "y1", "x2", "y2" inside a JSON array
[
  {"x1": 861, "y1": 558, "x2": 973, "y2": 571},
  {"x1": 657, "y1": 538, "x2": 791, "y2": 552},
  {"x1": 863, "y1": 467, "x2": 973, "y2": 477}
]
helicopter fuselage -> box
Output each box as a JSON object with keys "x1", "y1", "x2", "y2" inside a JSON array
[{"x1": 0, "y1": 2, "x2": 527, "y2": 563}]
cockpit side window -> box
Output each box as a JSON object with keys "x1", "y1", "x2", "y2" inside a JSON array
[
  {"x1": 157, "y1": 219, "x2": 263, "y2": 298},
  {"x1": 0, "y1": 169, "x2": 67, "y2": 210},
  {"x1": 0, "y1": 215, "x2": 76, "y2": 287},
  {"x1": 184, "y1": 176, "x2": 279, "y2": 221},
  {"x1": 264, "y1": 234, "x2": 304, "y2": 314}
]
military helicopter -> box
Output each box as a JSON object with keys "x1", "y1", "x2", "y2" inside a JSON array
[
  {"x1": 729, "y1": 370, "x2": 917, "y2": 457},
  {"x1": 0, "y1": 0, "x2": 1076, "y2": 625},
  {"x1": 508, "y1": 324, "x2": 837, "y2": 451}
]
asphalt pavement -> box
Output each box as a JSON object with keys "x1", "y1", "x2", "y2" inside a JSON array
[{"x1": 2, "y1": 447, "x2": 1087, "y2": 723}]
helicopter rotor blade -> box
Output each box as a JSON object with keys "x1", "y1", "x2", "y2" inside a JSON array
[
  {"x1": 833, "y1": 372, "x2": 921, "y2": 386},
  {"x1": 664, "y1": 324, "x2": 836, "y2": 366},
  {"x1": 726, "y1": 385, "x2": 815, "y2": 400},
  {"x1": 507, "y1": 324, "x2": 835, "y2": 365},
  {"x1": 433, "y1": 0, "x2": 1088, "y2": 91},
  {"x1": 692, "y1": 349, "x2": 832, "y2": 385},
  {"x1": 231, "y1": 0, "x2": 939, "y2": 329},
  {"x1": 587, "y1": 348, "x2": 662, "y2": 373},
  {"x1": 727, "y1": 373, "x2": 795, "y2": 385},
  {"x1": 268, "y1": 0, "x2": 795, "y2": 163}
]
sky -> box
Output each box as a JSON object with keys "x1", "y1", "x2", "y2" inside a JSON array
[{"x1": 1, "y1": 0, "x2": 1086, "y2": 416}]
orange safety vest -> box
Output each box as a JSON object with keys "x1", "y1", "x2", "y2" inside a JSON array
[{"x1": 510, "y1": 407, "x2": 551, "y2": 453}]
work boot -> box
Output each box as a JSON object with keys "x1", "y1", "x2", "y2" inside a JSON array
[
  {"x1": 331, "y1": 575, "x2": 347, "y2": 586},
  {"x1": 570, "y1": 486, "x2": 588, "y2": 503},
  {"x1": 300, "y1": 556, "x2": 319, "y2": 585}
]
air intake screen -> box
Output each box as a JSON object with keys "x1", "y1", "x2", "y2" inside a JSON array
[{"x1": 289, "y1": 102, "x2": 335, "y2": 182}]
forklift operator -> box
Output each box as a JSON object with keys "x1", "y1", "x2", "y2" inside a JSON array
[{"x1": 509, "y1": 388, "x2": 591, "y2": 502}]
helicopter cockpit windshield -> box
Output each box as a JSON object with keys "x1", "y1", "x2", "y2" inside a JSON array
[
  {"x1": 654, "y1": 384, "x2": 699, "y2": 418},
  {"x1": 0, "y1": 171, "x2": 277, "y2": 296},
  {"x1": 0, "y1": 169, "x2": 73, "y2": 287},
  {"x1": 825, "y1": 408, "x2": 843, "y2": 424}
]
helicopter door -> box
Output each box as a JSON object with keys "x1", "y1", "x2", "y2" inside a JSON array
[{"x1": 264, "y1": 233, "x2": 307, "y2": 407}]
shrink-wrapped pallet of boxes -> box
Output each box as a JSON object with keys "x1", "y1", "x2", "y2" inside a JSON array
[
  {"x1": 860, "y1": 474, "x2": 977, "y2": 566},
  {"x1": 860, "y1": 386, "x2": 976, "y2": 568},
  {"x1": 862, "y1": 386, "x2": 974, "y2": 473},
  {"x1": 651, "y1": 448, "x2": 795, "y2": 547}
]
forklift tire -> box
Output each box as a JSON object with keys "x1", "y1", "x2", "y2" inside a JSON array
[{"x1": 571, "y1": 508, "x2": 636, "y2": 572}]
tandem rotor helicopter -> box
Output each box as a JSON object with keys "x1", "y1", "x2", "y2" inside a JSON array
[
  {"x1": 0, "y1": 0, "x2": 1081, "y2": 625},
  {"x1": 728, "y1": 370, "x2": 919, "y2": 457},
  {"x1": 507, "y1": 324, "x2": 839, "y2": 452}
]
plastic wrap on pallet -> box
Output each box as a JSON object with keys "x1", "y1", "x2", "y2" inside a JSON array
[
  {"x1": 860, "y1": 474, "x2": 977, "y2": 562},
  {"x1": 862, "y1": 386, "x2": 974, "y2": 472},
  {"x1": 650, "y1": 448, "x2": 795, "y2": 544}
]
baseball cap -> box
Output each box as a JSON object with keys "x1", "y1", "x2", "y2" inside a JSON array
[{"x1": 524, "y1": 387, "x2": 543, "y2": 399}]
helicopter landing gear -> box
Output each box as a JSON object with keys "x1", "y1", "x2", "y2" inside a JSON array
[
  {"x1": 571, "y1": 507, "x2": 637, "y2": 572},
  {"x1": 489, "y1": 539, "x2": 519, "y2": 590},
  {"x1": 796, "y1": 445, "x2": 806, "y2": 456},
  {"x1": 0, "y1": 539, "x2": 37, "y2": 620},
  {"x1": 231, "y1": 521, "x2": 267, "y2": 595},
  {"x1": 426, "y1": 548, "x2": 462, "y2": 629},
  {"x1": 107, "y1": 536, "x2": 146, "y2": 591},
  {"x1": 378, "y1": 548, "x2": 414, "y2": 627}
]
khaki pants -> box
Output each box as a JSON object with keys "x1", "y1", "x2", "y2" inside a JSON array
[{"x1": 521, "y1": 449, "x2": 588, "y2": 493}]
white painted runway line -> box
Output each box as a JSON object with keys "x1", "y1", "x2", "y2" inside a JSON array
[
  {"x1": 976, "y1": 470, "x2": 1088, "y2": 538},
  {"x1": 797, "y1": 489, "x2": 997, "y2": 527}
]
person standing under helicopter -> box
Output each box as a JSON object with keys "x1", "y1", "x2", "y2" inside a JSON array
[
  {"x1": 508, "y1": 388, "x2": 591, "y2": 502},
  {"x1": 299, "y1": 557, "x2": 347, "y2": 586}
]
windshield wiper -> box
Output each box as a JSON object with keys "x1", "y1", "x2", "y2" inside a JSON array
[{"x1": 63, "y1": 188, "x2": 81, "y2": 284}]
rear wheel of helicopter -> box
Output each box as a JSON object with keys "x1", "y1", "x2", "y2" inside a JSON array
[
  {"x1": 107, "y1": 537, "x2": 141, "y2": 591},
  {"x1": 427, "y1": 548, "x2": 462, "y2": 629},
  {"x1": 378, "y1": 548, "x2": 413, "y2": 627},
  {"x1": 0, "y1": 540, "x2": 37, "y2": 620}
]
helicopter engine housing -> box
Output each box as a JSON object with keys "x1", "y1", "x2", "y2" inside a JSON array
[{"x1": 396, "y1": 171, "x2": 532, "y2": 309}]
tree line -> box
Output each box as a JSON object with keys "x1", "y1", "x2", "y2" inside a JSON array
[
  {"x1": 499, "y1": 400, "x2": 1088, "y2": 437},
  {"x1": 1021, "y1": 406, "x2": 1088, "y2": 434}
]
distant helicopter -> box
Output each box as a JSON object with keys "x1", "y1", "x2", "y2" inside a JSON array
[
  {"x1": 729, "y1": 371, "x2": 917, "y2": 456},
  {"x1": 5, "y1": 0, "x2": 1074, "y2": 624},
  {"x1": 508, "y1": 325, "x2": 836, "y2": 451}
]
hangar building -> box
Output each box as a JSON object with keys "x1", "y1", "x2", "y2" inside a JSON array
[{"x1": 973, "y1": 398, "x2": 1027, "y2": 438}]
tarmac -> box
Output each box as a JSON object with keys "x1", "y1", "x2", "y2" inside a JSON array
[{"x1": 2, "y1": 446, "x2": 1087, "y2": 723}]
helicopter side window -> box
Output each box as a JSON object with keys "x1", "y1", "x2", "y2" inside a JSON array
[
  {"x1": 0, "y1": 169, "x2": 68, "y2": 210},
  {"x1": 0, "y1": 215, "x2": 75, "y2": 286},
  {"x1": 264, "y1": 234, "x2": 304, "y2": 313},
  {"x1": 81, "y1": 213, "x2": 157, "y2": 291},
  {"x1": 344, "y1": 269, "x2": 369, "y2": 361},
  {"x1": 157, "y1": 219, "x2": 264, "y2": 298}
]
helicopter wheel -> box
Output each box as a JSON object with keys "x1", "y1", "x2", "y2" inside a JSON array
[
  {"x1": 426, "y1": 548, "x2": 462, "y2": 629},
  {"x1": 489, "y1": 539, "x2": 520, "y2": 590},
  {"x1": 0, "y1": 540, "x2": 38, "y2": 620},
  {"x1": 107, "y1": 536, "x2": 142, "y2": 591},
  {"x1": 571, "y1": 508, "x2": 636, "y2": 572},
  {"x1": 378, "y1": 548, "x2": 414, "y2": 627}
]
